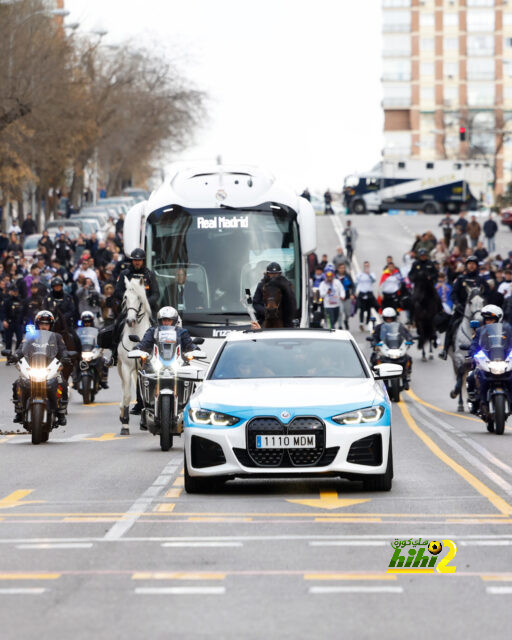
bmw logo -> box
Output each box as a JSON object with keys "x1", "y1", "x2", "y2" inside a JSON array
[{"x1": 281, "y1": 411, "x2": 290, "y2": 420}]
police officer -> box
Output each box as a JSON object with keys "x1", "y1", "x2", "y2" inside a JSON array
[
  {"x1": 370, "y1": 307, "x2": 414, "y2": 389},
  {"x1": 252, "y1": 262, "x2": 297, "y2": 327},
  {"x1": 75, "y1": 310, "x2": 109, "y2": 390},
  {"x1": 114, "y1": 248, "x2": 159, "y2": 316},
  {"x1": 408, "y1": 248, "x2": 438, "y2": 285},
  {"x1": 3, "y1": 284, "x2": 24, "y2": 355},
  {"x1": 44, "y1": 276, "x2": 76, "y2": 328},
  {"x1": 439, "y1": 255, "x2": 489, "y2": 359},
  {"x1": 23, "y1": 281, "x2": 47, "y2": 326}
]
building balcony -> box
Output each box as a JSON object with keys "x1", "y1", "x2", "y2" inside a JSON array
[
  {"x1": 383, "y1": 97, "x2": 411, "y2": 108},
  {"x1": 382, "y1": 73, "x2": 412, "y2": 82},
  {"x1": 382, "y1": 24, "x2": 411, "y2": 33}
]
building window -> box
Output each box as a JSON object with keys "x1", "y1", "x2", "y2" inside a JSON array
[
  {"x1": 383, "y1": 84, "x2": 411, "y2": 107},
  {"x1": 420, "y1": 13, "x2": 435, "y2": 28},
  {"x1": 384, "y1": 131, "x2": 412, "y2": 157},
  {"x1": 383, "y1": 34, "x2": 411, "y2": 57},
  {"x1": 471, "y1": 131, "x2": 495, "y2": 153},
  {"x1": 467, "y1": 0, "x2": 494, "y2": 5},
  {"x1": 426, "y1": 162, "x2": 434, "y2": 169},
  {"x1": 466, "y1": 9, "x2": 495, "y2": 32},
  {"x1": 505, "y1": 37, "x2": 512, "y2": 49},
  {"x1": 420, "y1": 86, "x2": 435, "y2": 103},
  {"x1": 467, "y1": 35, "x2": 494, "y2": 56},
  {"x1": 444, "y1": 86, "x2": 458, "y2": 106},
  {"x1": 420, "y1": 37, "x2": 435, "y2": 51},
  {"x1": 445, "y1": 135, "x2": 459, "y2": 151},
  {"x1": 504, "y1": 13, "x2": 512, "y2": 27},
  {"x1": 443, "y1": 37, "x2": 459, "y2": 51},
  {"x1": 467, "y1": 82, "x2": 495, "y2": 107},
  {"x1": 444, "y1": 62, "x2": 458, "y2": 78},
  {"x1": 467, "y1": 58, "x2": 495, "y2": 80},
  {"x1": 383, "y1": 59, "x2": 411, "y2": 81},
  {"x1": 443, "y1": 13, "x2": 458, "y2": 28},
  {"x1": 503, "y1": 61, "x2": 512, "y2": 78},
  {"x1": 505, "y1": 86, "x2": 512, "y2": 101},
  {"x1": 382, "y1": 0, "x2": 411, "y2": 6},
  {"x1": 398, "y1": 161, "x2": 406, "y2": 169},
  {"x1": 420, "y1": 62, "x2": 434, "y2": 76},
  {"x1": 383, "y1": 10, "x2": 411, "y2": 32}
]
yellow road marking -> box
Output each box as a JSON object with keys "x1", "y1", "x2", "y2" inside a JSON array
[
  {"x1": 408, "y1": 389, "x2": 480, "y2": 423},
  {"x1": 0, "y1": 490, "x2": 44, "y2": 510},
  {"x1": 63, "y1": 517, "x2": 119, "y2": 522},
  {"x1": 179, "y1": 468, "x2": 184, "y2": 476},
  {"x1": 447, "y1": 519, "x2": 512, "y2": 524},
  {"x1": 84, "y1": 433, "x2": 131, "y2": 441},
  {"x1": 132, "y1": 572, "x2": 225, "y2": 580},
  {"x1": 315, "y1": 517, "x2": 381, "y2": 523},
  {"x1": 387, "y1": 569, "x2": 435, "y2": 574},
  {"x1": 305, "y1": 573, "x2": 396, "y2": 581},
  {"x1": 481, "y1": 575, "x2": 512, "y2": 582},
  {"x1": 153, "y1": 503, "x2": 176, "y2": 513},
  {"x1": 84, "y1": 401, "x2": 126, "y2": 407},
  {"x1": 188, "y1": 517, "x2": 253, "y2": 523},
  {"x1": 173, "y1": 477, "x2": 184, "y2": 487},
  {"x1": 288, "y1": 491, "x2": 371, "y2": 510},
  {"x1": 0, "y1": 573, "x2": 60, "y2": 580},
  {"x1": 0, "y1": 358, "x2": 6, "y2": 363},
  {"x1": 164, "y1": 488, "x2": 182, "y2": 498},
  {"x1": 0, "y1": 435, "x2": 17, "y2": 444},
  {"x1": 398, "y1": 400, "x2": 512, "y2": 516}
]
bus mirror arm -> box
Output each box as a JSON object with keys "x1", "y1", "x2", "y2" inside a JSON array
[{"x1": 241, "y1": 289, "x2": 257, "y2": 323}]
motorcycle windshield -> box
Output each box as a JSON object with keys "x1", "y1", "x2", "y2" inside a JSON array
[
  {"x1": 157, "y1": 328, "x2": 177, "y2": 362},
  {"x1": 479, "y1": 323, "x2": 511, "y2": 361},
  {"x1": 380, "y1": 322, "x2": 403, "y2": 349},
  {"x1": 77, "y1": 327, "x2": 98, "y2": 351},
  {"x1": 22, "y1": 329, "x2": 59, "y2": 367}
]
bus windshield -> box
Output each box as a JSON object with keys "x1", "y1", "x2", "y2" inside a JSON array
[{"x1": 146, "y1": 204, "x2": 301, "y2": 323}]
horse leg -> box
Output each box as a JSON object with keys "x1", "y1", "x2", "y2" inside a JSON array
[
  {"x1": 118, "y1": 358, "x2": 132, "y2": 434},
  {"x1": 428, "y1": 339, "x2": 434, "y2": 360}
]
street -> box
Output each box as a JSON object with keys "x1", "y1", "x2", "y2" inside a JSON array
[{"x1": 1, "y1": 212, "x2": 512, "y2": 639}]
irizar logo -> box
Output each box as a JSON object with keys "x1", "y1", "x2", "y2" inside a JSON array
[
  {"x1": 212, "y1": 329, "x2": 236, "y2": 338},
  {"x1": 197, "y1": 216, "x2": 249, "y2": 230}
]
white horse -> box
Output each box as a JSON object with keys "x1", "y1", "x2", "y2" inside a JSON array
[
  {"x1": 448, "y1": 286, "x2": 484, "y2": 412},
  {"x1": 118, "y1": 277, "x2": 152, "y2": 434}
]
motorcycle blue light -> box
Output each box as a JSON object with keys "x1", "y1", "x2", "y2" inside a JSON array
[{"x1": 25, "y1": 324, "x2": 36, "y2": 335}]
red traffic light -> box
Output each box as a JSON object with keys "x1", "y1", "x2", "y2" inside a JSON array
[
  {"x1": 459, "y1": 126, "x2": 466, "y2": 134},
  {"x1": 459, "y1": 126, "x2": 467, "y2": 141}
]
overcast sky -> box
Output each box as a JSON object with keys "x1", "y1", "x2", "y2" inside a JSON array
[{"x1": 66, "y1": 0, "x2": 383, "y2": 191}]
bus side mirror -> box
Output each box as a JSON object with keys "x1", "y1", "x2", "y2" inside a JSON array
[{"x1": 192, "y1": 337, "x2": 205, "y2": 345}]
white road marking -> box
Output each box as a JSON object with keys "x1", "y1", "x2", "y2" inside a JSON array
[
  {"x1": 486, "y1": 587, "x2": 512, "y2": 595},
  {"x1": 16, "y1": 543, "x2": 94, "y2": 550},
  {"x1": 309, "y1": 586, "x2": 403, "y2": 595},
  {"x1": 162, "y1": 542, "x2": 243, "y2": 548},
  {"x1": 461, "y1": 541, "x2": 512, "y2": 546},
  {"x1": 103, "y1": 457, "x2": 181, "y2": 540},
  {"x1": 135, "y1": 587, "x2": 225, "y2": 595},
  {"x1": 309, "y1": 541, "x2": 386, "y2": 547},
  {"x1": 0, "y1": 588, "x2": 46, "y2": 595},
  {"x1": 5, "y1": 434, "x2": 92, "y2": 443}
]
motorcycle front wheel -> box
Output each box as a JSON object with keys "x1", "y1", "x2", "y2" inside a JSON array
[
  {"x1": 31, "y1": 404, "x2": 46, "y2": 445},
  {"x1": 82, "y1": 376, "x2": 93, "y2": 405},
  {"x1": 159, "y1": 395, "x2": 173, "y2": 451},
  {"x1": 390, "y1": 377, "x2": 401, "y2": 403},
  {"x1": 493, "y1": 395, "x2": 506, "y2": 435}
]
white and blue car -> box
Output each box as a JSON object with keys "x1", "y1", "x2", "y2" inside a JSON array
[{"x1": 184, "y1": 329, "x2": 402, "y2": 493}]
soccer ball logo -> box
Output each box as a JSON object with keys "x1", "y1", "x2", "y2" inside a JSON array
[{"x1": 428, "y1": 541, "x2": 443, "y2": 555}]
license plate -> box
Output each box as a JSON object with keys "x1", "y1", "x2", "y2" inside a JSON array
[{"x1": 255, "y1": 435, "x2": 316, "y2": 449}]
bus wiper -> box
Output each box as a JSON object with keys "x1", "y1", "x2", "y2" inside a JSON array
[{"x1": 207, "y1": 312, "x2": 249, "y2": 316}]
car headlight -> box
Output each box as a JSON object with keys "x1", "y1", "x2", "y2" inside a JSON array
[
  {"x1": 332, "y1": 406, "x2": 385, "y2": 425},
  {"x1": 29, "y1": 367, "x2": 49, "y2": 382},
  {"x1": 188, "y1": 408, "x2": 240, "y2": 427}
]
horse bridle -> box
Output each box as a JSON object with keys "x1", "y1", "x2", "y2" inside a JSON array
[{"x1": 126, "y1": 302, "x2": 145, "y2": 324}]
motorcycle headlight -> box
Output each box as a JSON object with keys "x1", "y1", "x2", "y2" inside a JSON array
[
  {"x1": 29, "y1": 367, "x2": 49, "y2": 382},
  {"x1": 81, "y1": 351, "x2": 94, "y2": 361},
  {"x1": 332, "y1": 406, "x2": 385, "y2": 425},
  {"x1": 188, "y1": 408, "x2": 240, "y2": 427},
  {"x1": 489, "y1": 361, "x2": 508, "y2": 375},
  {"x1": 387, "y1": 349, "x2": 402, "y2": 359},
  {"x1": 151, "y1": 357, "x2": 163, "y2": 372}
]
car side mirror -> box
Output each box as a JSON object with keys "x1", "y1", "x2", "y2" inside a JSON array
[
  {"x1": 373, "y1": 363, "x2": 403, "y2": 380},
  {"x1": 128, "y1": 334, "x2": 139, "y2": 343},
  {"x1": 176, "y1": 366, "x2": 205, "y2": 381},
  {"x1": 185, "y1": 350, "x2": 207, "y2": 360},
  {"x1": 192, "y1": 337, "x2": 205, "y2": 345},
  {"x1": 128, "y1": 349, "x2": 147, "y2": 359}
]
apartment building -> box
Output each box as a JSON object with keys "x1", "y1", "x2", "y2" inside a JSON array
[{"x1": 382, "y1": 0, "x2": 512, "y2": 195}]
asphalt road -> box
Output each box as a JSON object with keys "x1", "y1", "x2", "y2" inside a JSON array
[{"x1": 1, "y1": 211, "x2": 512, "y2": 639}]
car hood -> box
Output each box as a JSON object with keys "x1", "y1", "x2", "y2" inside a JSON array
[{"x1": 193, "y1": 378, "x2": 385, "y2": 420}]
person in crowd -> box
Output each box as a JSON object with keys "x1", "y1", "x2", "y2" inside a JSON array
[
  {"x1": 342, "y1": 220, "x2": 358, "y2": 262},
  {"x1": 438, "y1": 213, "x2": 453, "y2": 247},
  {"x1": 467, "y1": 215, "x2": 481, "y2": 249},
  {"x1": 332, "y1": 247, "x2": 350, "y2": 271},
  {"x1": 379, "y1": 261, "x2": 403, "y2": 313},
  {"x1": 454, "y1": 210, "x2": 468, "y2": 235},
  {"x1": 21, "y1": 213, "x2": 37, "y2": 237},
  {"x1": 319, "y1": 269, "x2": 345, "y2": 329},
  {"x1": 336, "y1": 263, "x2": 355, "y2": 330},
  {"x1": 355, "y1": 261, "x2": 378, "y2": 331},
  {"x1": 474, "y1": 240, "x2": 489, "y2": 263},
  {"x1": 324, "y1": 189, "x2": 333, "y2": 215},
  {"x1": 436, "y1": 272, "x2": 453, "y2": 314},
  {"x1": 483, "y1": 214, "x2": 498, "y2": 254}
]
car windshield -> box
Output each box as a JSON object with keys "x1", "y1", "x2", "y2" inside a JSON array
[
  {"x1": 479, "y1": 323, "x2": 512, "y2": 360},
  {"x1": 24, "y1": 235, "x2": 41, "y2": 250},
  {"x1": 210, "y1": 337, "x2": 367, "y2": 379}
]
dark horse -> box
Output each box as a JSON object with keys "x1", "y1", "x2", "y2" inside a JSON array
[
  {"x1": 262, "y1": 276, "x2": 296, "y2": 328},
  {"x1": 410, "y1": 273, "x2": 442, "y2": 361}
]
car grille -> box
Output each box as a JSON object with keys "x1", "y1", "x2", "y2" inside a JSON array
[
  {"x1": 245, "y1": 416, "x2": 327, "y2": 467},
  {"x1": 234, "y1": 446, "x2": 339, "y2": 469},
  {"x1": 347, "y1": 434, "x2": 382, "y2": 466}
]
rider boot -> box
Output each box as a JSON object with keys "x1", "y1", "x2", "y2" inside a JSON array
[
  {"x1": 12, "y1": 382, "x2": 23, "y2": 423},
  {"x1": 466, "y1": 371, "x2": 479, "y2": 414},
  {"x1": 100, "y1": 362, "x2": 109, "y2": 389}
]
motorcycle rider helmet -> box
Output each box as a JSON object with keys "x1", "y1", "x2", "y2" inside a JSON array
[
  {"x1": 81, "y1": 311, "x2": 95, "y2": 327},
  {"x1": 51, "y1": 276, "x2": 63, "y2": 288},
  {"x1": 481, "y1": 304, "x2": 503, "y2": 323},
  {"x1": 130, "y1": 248, "x2": 146, "y2": 261},
  {"x1": 266, "y1": 262, "x2": 282, "y2": 275},
  {"x1": 417, "y1": 248, "x2": 428, "y2": 257},
  {"x1": 382, "y1": 307, "x2": 397, "y2": 321},
  {"x1": 465, "y1": 255, "x2": 479, "y2": 266},
  {"x1": 35, "y1": 310, "x2": 55, "y2": 330},
  {"x1": 157, "y1": 306, "x2": 179, "y2": 326}
]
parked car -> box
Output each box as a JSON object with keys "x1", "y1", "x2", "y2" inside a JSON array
[
  {"x1": 122, "y1": 187, "x2": 149, "y2": 202},
  {"x1": 501, "y1": 208, "x2": 512, "y2": 230},
  {"x1": 23, "y1": 232, "x2": 57, "y2": 259}
]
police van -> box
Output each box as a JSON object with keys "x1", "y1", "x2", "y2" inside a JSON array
[{"x1": 343, "y1": 159, "x2": 492, "y2": 215}]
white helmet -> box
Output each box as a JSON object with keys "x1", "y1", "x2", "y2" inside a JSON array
[
  {"x1": 81, "y1": 310, "x2": 95, "y2": 326},
  {"x1": 481, "y1": 304, "x2": 503, "y2": 323},
  {"x1": 382, "y1": 307, "x2": 397, "y2": 319},
  {"x1": 157, "y1": 306, "x2": 179, "y2": 326}
]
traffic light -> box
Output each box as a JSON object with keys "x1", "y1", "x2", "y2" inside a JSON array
[{"x1": 459, "y1": 126, "x2": 467, "y2": 142}]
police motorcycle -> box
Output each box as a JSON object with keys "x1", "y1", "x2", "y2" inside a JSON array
[
  {"x1": 76, "y1": 315, "x2": 106, "y2": 405},
  {"x1": 465, "y1": 321, "x2": 512, "y2": 435},
  {"x1": 368, "y1": 321, "x2": 413, "y2": 402},
  {"x1": 128, "y1": 328, "x2": 206, "y2": 451},
  {"x1": 3, "y1": 328, "x2": 69, "y2": 444}
]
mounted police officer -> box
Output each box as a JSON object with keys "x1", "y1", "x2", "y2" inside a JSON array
[
  {"x1": 408, "y1": 248, "x2": 438, "y2": 285},
  {"x1": 252, "y1": 262, "x2": 296, "y2": 328},
  {"x1": 439, "y1": 255, "x2": 489, "y2": 360},
  {"x1": 44, "y1": 276, "x2": 76, "y2": 328},
  {"x1": 113, "y1": 248, "x2": 159, "y2": 317}
]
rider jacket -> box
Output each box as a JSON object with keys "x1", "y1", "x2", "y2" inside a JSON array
[
  {"x1": 469, "y1": 322, "x2": 512, "y2": 359},
  {"x1": 408, "y1": 259, "x2": 438, "y2": 284},
  {"x1": 252, "y1": 275, "x2": 297, "y2": 326},
  {"x1": 451, "y1": 273, "x2": 489, "y2": 310},
  {"x1": 135, "y1": 325, "x2": 197, "y2": 354},
  {"x1": 43, "y1": 292, "x2": 76, "y2": 327},
  {"x1": 114, "y1": 265, "x2": 159, "y2": 313}
]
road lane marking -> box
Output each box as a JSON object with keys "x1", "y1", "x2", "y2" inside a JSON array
[
  {"x1": 407, "y1": 389, "x2": 482, "y2": 423},
  {"x1": 309, "y1": 586, "x2": 403, "y2": 594},
  {"x1": 162, "y1": 542, "x2": 243, "y2": 548},
  {"x1": 461, "y1": 540, "x2": 512, "y2": 546},
  {"x1": 0, "y1": 588, "x2": 46, "y2": 594},
  {"x1": 84, "y1": 433, "x2": 131, "y2": 441},
  {"x1": 397, "y1": 400, "x2": 512, "y2": 516},
  {"x1": 315, "y1": 517, "x2": 381, "y2": 523},
  {"x1": 172, "y1": 477, "x2": 184, "y2": 487},
  {"x1": 0, "y1": 435, "x2": 17, "y2": 444},
  {"x1": 16, "y1": 543, "x2": 93, "y2": 549},
  {"x1": 132, "y1": 572, "x2": 225, "y2": 580},
  {"x1": 103, "y1": 456, "x2": 181, "y2": 540},
  {"x1": 0, "y1": 490, "x2": 44, "y2": 509},
  {"x1": 486, "y1": 587, "x2": 512, "y2": 595},
  {"x1": 287, "y1": 491, "x2": 371, "y2": 510},
  {"x1": 309, "y1": 541, "x2": 386, "y2": 547},
  {"x1": 153, "y1": 504, "x2": 176, "y2": 513},
  {"x1": 305, "y1": 573, "x2": 396, "y2": 581},
  {"x1": 164, "y1": 488, "x2": 182, "y2": 498},
  {"x1": 135, "y1": 587, "x2": 225, "y2": 595},
  {"x1": 0, "y1": 573, "x2": 60, "y2": 580},
  {"x1": 187, "y1": 517, "x2": 253, "y2": 523},
  {"x1": 482, "y1": 575, "x2": 512, "y2": 581}
]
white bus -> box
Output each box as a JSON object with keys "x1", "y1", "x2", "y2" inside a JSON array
[{"x1": 123, "y1": 164, "x2": 316, "y2": 355}]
